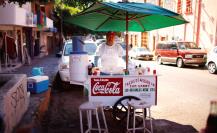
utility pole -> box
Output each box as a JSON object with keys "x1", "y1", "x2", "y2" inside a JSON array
[
  {"x1": 196, "y1": 0, "x2": 202, "y2": 46},
  {"x1": 59, "y1": 0, "x2": 63, "y2": 51}
]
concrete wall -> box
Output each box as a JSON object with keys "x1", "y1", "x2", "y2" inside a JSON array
[{"x1": 0, "y1": 74, "x2": 30, "y2": 133}]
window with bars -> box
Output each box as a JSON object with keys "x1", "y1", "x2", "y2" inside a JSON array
[
  {"x1": 177, "y1": 0, "x2": 182, "y2": 14},
  {"x1": 141, "y1": 32, "x2": 148, "y2": 48},
  {"x1": 159, "y1": 0, "x2": 163, "y2": 7},
  {"x1": 185, "y1": 0, "x2": 192, "y2": 14}
]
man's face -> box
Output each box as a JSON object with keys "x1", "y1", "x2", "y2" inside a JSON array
[{"x1": 106, "y1": 33, "x2": 115, "y2": 46}]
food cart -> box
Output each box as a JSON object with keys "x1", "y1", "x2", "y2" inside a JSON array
[
  {"x1": 66, "y1": 1, "x2": 187, "y2": 121},
  {"x1": 84, "y1": 73, "x2": 157, "y2": 120},
  {"x1": 69, "y1": 39, "x2": 158, "y2": 120},
  {"x1": 88, "y1": 75, "x2": 157, "y2": 106}
]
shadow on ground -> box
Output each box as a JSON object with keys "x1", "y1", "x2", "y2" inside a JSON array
[
  {"x1": 37, "y1": 86, "x2": 197, "y2": 133},
  {"x1": 153, "y1": 119, "x2": 197, "y2": 133}
]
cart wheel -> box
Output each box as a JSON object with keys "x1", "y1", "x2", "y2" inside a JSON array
[{"x1": 112, "y1": 96, "x2": 147, "y2": 123}]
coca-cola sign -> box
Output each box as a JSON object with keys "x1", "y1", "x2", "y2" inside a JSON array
[{"x1": 91, "y1": 78, "x2": 123, "y2": 96}]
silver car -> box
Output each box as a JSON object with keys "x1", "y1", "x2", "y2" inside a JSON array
[
  {"x1": 207, "y1": 46, "x2": 217, "y2": 74},
  {"x1": 129, "y1": 47, "x2": 153, "y2": 61}
]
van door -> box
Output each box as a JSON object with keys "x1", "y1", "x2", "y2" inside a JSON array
[
  {"x1": 164, "y1": 42, "x2": 174, "y2": 62},
  {"x1": 168, "y1": 43, "x2": 178, "y2": 63},
  {"x1": 157, "y1": 43, "x2": 167, "y2": 62}
]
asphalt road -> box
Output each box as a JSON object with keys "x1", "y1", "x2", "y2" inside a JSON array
[{"x1": 131, "y1": 59, "x2": 217, "y2": 131}]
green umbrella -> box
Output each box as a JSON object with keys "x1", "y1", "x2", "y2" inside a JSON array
[{"x1": 64, "y1": 2, "x2": 187, "y2": 70}]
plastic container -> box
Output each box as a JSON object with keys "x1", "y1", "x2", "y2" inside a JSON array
[
  {"x1": 32, "y1": 67, "x2": 44, "y2": 76},
  {"x1": 72, "y1": 36, "x2": 85, "y2": 52},
  {"x1": 69, "y1": 36, "x2": 89, "y2": 82},
  {"x1": 69, "y1": 54, "x2": 89, "y2": 82},
  {"x1": 27, "y1": 75, "x2": 49, "y2": 93}
]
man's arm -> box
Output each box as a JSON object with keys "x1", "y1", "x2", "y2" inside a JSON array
[{"x1": 117, "y1": 44, "x2": 124, "y2": 57}]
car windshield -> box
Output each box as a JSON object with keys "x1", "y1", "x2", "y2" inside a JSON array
[
  {"x1": 83, "y1": 43, "x2": 97, "y2": 55},
  {"x1": 137, "y1": 47, "x2": 149, "y2": 52},
  {"x1": 96, "y1": 39, "x2": 106, "y2": 45},
  {"x1": 64, "y1": 42, "x2": 97, "y2": 56},
  {"x1": 178, "y1": 42, "x2": 198, "y2": 49},
  {"x1": 64, "y1": 43, "x2": 72, "y2": 56}
]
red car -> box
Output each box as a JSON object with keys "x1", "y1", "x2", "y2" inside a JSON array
[{"x1": 155, "y1": 41, "x2": 207, "y2": 68}]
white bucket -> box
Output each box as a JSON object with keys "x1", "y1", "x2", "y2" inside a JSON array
[{"x1": 69, "y1": 54, "x2": 89, "y2": 82}]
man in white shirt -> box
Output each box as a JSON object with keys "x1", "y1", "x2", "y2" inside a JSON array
[{"x1": 96, "y1": 32, "x2": 124, "y2": 74}]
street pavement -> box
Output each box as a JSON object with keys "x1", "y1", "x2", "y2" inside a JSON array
[{"x1": 131, "y1": 59, "x2": 217, "y2": 132}]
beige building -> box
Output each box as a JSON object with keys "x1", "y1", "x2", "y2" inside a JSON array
[
  {"x1": 118, "y1": 0, "x2": 217, "y2": 53},
  {"x1": 143, "y1": 0, "x2": 216, "y2": 52}
]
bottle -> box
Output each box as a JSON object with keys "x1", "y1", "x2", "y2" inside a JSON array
[
  {"x1": 124, "y1": 69, "x2": 129, "y2": 75},
  {"x1": 135, "y1": 65, "x2": 138, "y2": 75},
  {"x1": 138, "y1": 64, "x2": 143, "y2": 75},
  {"x1": 205, "y1": 100, "x2": 217, "y2": 133},
  {"x1": 91, "y1": 62, "x2": 95, "y2": 68},
  {"x1": 88, "y1": 63, "x2": 93, "y2": 75}
]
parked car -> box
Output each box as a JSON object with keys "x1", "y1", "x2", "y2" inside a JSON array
[
  {"x1": 95, "y1": 39, "x2": 106, "y2": 46},
  {"x1": 206, "y1": 46, "x2": 217, "y2": 74},
  {"x1": 129, "y1": 47, "x2": 153, "y2": 60},
  {"x1": 155, "y1": 41, "x2": 207, "y2": 68},
  {"x1": 58, "y1": 40, "x2": 97, "y2": 83}
]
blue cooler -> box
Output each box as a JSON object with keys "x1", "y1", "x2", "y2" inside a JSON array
[{"x1": 27, "y1": 76, "x2": 49, "y2": 93}]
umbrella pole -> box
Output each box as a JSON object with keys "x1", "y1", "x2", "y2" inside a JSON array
[{"x1": 125, "y1": 12, "x2": 129, "y2": 71}]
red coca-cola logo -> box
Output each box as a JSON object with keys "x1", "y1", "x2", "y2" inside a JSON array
[{"x1": 91, "y1": 78, "x2": 123, "y2": 96}]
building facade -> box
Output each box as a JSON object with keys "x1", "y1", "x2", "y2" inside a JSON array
[
  {"x1": 150, "y1": 0, "x2": 217, "y2": 51},
  {"x1": 0, "y1": 1, "x2": 55, "y2": 72},
  {"x1": 122, "y1": 0, "x2": 217, "y2": 53}
]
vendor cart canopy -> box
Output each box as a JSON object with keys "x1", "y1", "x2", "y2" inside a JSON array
[{"x1": 64, "y1": 2, "x2": 188, "y2": 32}]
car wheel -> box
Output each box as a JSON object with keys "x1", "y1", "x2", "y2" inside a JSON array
[
  {"x1": 177, "y1": 58, "x2": 184, "y2": 68},
  {"x1": 157, "y1": 56, "x2": 162, "y2": 65},
  {"x1": 208, "y1": 62, "x2": 217, "y2": 74},
  {"x1": 53, "y1": 72, "x2": 73, "y2": 91}
]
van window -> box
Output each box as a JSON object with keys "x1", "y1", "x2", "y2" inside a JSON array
[
  {"x1": 170, "y1": 43, "x2": 177, "y2": 49},
  {"x1": 178, "y1": 42, "x2": 198, "y2": 49},
  {"x1": 164, "y1": 43, "x2": 170, "y2": 49},
  {"x1": 162, "y1": 43, "x2": 168, "y2": 49},
  {"x1": 157, "y1": 43, "x2": 163, "y2": 49}
]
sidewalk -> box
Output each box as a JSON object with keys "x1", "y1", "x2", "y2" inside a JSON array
[
  {"x1": 13, "y1": 55, "x2": 60, "y2": 83},
  {"x1": 12, "y1": 55, "x2": 60, "y2": 132}
]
